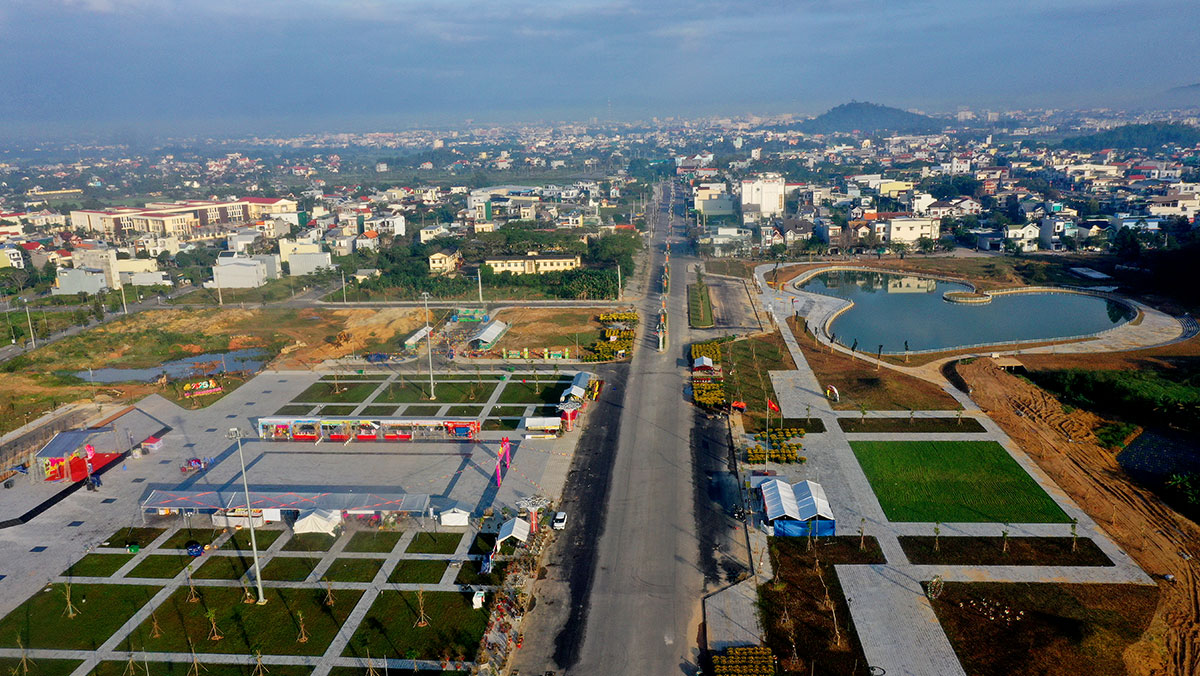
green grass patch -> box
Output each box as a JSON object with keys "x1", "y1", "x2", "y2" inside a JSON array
[
  {"x1": 850, "y1": 440, "x2": 1069, "y2": 523},
  {"x1": 103, "y1": 527, "x2": 166, "y2": 548},
  {"x1": 482, "y1": 418, "x2": 521, "y2": 431},
  {"x1": 342, "y1": 590, "x2": 487, "y2": 661},
  {"x1": 191, "y1": 555, "x2": 252, "y2": 580},
  {"x1": 716, "y1": 332, "x2": 796, "y2": 433},
  {"x1": 92, "y1": 663, "x2": 311, "y2": 676},
  {"x1": 126, "y1": 554, "x2": 193, "y2": 579},
  {"x1": 275, "y1": 404, "x2": 313, "y2": 416},
  {"x1": 497, "y1": 379, "x2": 570, "y2": 404},
  {"x1": 372, "y1": 380, "x2": 496, "y2": 404},
  {"x1": 387, "y1": 559, "x2": 449, "y2": 585},
  {"x1": 446, "y1": 405, "x2": 484, "y2": 417},
  {"x1": 124, "y1": 586, "x2": 362, "y2": 656},
  {"x1": 323, "y1": 558, "x2": 384, "y2": 583},
  {"x1": 401, "y1": 404, "x2": 442, "y2": 416},
  {"x1": 282, "y1": 533, "x2": 339, "y2": 552},
  {"x1": 406, "y1": 532, "x2": 463, "y2": 554},
  {"x1": 1095, "y1": 421, "x2": 1139, "y2": 450},
  {"x1": 260, "y1": 556, "x2": 321, "y2": 582},
  {"x1": 63, "y1": 553, "x2": 133, "y2": 578},
  {"x1": 319, "y1": 375, "x2": 386, "y2": 381},
  {"x1": 344, "y1": 530, "x2": 403, "y2": 553},
  {"x1": 0, "y1": 659, "x2": 81, "y2": 676},
  {"x1": 220, "y1": 528, "x2": 285, "y2": 552},
  {"x1": 161, "y1": 528, "x2": 224, "y2": 550},
  {"x1": 328, "y1": 669, "x2": 464, "y2": 676},
  {"x1": 0, "y1": 583, "x2": 161, "y2": 650},
  {"x1": 359, "y1": 405, "x2": 399, "y2": 417},
  {"x1": 291, "y1": 381, "x2": 378, "y2": 404},
  {"x1": 838, "y1": 416, "x2": 987, "y2": 433},
  {"x1": 687, "y1": 282, "x2": 714, "y2": 328},
  {"x1": 454, "y1": 560, "x2": 507, "y2": 587},
  {"x1": 318, "y1": 405, "x2": 357, "y2": 416},
  {"x1": 489, "y1": 405, "x2": 529, "y2": 417}
]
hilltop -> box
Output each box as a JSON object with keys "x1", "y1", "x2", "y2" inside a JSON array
[
  {"x1": 1060, "y1": 122, "x2": 1200, "y2": 151},
  {"x1": 800, "y1": 102, "x2": 943, "y2": 134}
]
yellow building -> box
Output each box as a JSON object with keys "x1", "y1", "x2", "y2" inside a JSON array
[
  {"x1": 428, "y1": 250, "x2": 463, "y2": 275},
  {"x1": 484, "y1": 252, "x2": 581, "y2": 275}
]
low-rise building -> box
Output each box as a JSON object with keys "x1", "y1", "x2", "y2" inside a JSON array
[
  {"x1": 288, "y1": 251, "x2": 334, "y2": 277},
  {"x1": 483, "y1": 252, "x2": 581, "y2": 275},
  {"x1": 884, "y1": 217, "x2": 940, "y2": 244},
  {"x1": 428, "y1": 249, "x2": 463, "y2": 275},
  {"x1": 52, "y1": 267, "x2": 108, "y2": 295}
]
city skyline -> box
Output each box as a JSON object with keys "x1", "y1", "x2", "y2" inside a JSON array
[{"x1": 2, "y1": 0, "x2": 1199, "y2": 138}]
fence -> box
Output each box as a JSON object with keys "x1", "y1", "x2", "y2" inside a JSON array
[{"x1": 0, "y1": 407, "x2": 92, "y2": 477}]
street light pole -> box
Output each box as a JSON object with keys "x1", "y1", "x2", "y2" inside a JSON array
[
  {"x1": 228, "y1": 428, "x2": 266, "y2": 605},
  {"x1": 341, "y1": 269, "x2": 347, "y2": 304},
  {"x1": 421, "y1": 291, "x2": 435, "y2": 400},
  {"x1": 23, "y1": 300, "x2": 35, "y2": 349}
]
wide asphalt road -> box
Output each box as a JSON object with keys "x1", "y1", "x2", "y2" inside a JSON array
[{"x1": 571, "y1": 183, "x2": 707, "y2": 675}]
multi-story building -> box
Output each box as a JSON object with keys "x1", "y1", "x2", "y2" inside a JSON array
[
  {"x1": 740, "y1": 174, "x2": 787, "y2": 220},
  {"x1": 483, "y1": 252, "x2": 581, "y2": 275},
  {"x1": 883, "y1": 217, "x2": 940, "y2": 245},
  {"x1": 72, "y1": 247, "x2": 122, "y2": 289},
  {"x1": 70, "y1": 197, "x2": 297, "y2": 240}
]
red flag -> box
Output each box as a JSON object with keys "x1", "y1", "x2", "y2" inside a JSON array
[{"x1": 767, "y1": 399, "x2": 780, "y2": 413}]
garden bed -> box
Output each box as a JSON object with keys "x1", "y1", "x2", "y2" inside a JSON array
[
  {"x1": 838, "y1": 416, "x2": 986, "y2": 433},
  {"x1": 900, "y1": 536, "x2": 1112, "y2": 566}
]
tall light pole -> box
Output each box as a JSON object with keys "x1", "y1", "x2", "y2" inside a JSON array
[
  {"x1": 341, "y1": 269, "x2": 347, "y2": 304},
  {"x1": 421, "y1": 291, "x2": 435, "y2": 400},
  {"x1": 22, "y1": 299, "x2": 35, "y2": 349},
  {"x1": 227, "y1": 428, "x2": 267, "y2": 605}
]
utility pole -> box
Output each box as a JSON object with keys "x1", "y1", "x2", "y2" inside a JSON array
[
  {"x1": 216, "y1": 273, "x2": 224, "y2": 307},
  {"x1": 89, "y1": 367, "x2": 98, "y2": 410},
  {"x1": 120, "y1": 285, "x2": 128, "y2": 315},
  {"x1": 477, "y1": 273, "x2": 483, "y2": 305},
  {"x1": 421, "y1": 292, "x2": 436, "y2": 400},
  {"x1": 23, "y1": 301, "x2": 35, "y2": 349},
  {"x1": 616, "y1": 265, "x2": 622, "y2": 299},
  {"x1": 227, "y1": 428, "x2": 266, "y2": 605},
  {"x1": 341, "y1": 269, "x2": 347, "y2": 304}
]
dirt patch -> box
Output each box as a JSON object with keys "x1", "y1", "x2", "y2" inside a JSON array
[
  {"x1": 1016, "y1": 335, "x2": 1200, "y2": 373},
  {"x1": 761, "y1": 536, "x2": 885, "y2": 675},
  {"x1": 490, "y1": 307, "x2": 606, "y2": 354},
  {"x1": 959, "y1": 358, "x2": 1200, "y2": 676},
  {"x1": 786, "y1": 316, "x2": 960, "y2": 411},
  {"x1": 899, "y1": 536, "x2": 1112, "y2": 567},
  {"x1": 930, "y1": 582, "x2": 1160, "y2": 676}
]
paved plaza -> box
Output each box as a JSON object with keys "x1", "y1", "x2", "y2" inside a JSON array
[{"x1": 0, "y1": 366, "x2": 590, "y2": 675}]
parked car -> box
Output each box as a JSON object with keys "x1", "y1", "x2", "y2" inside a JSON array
[{"x1": 552, "y1": 512, "x2": 567, "y2": 530}]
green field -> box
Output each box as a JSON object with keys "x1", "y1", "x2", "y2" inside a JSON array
[
  {"x1": 342, "y1": 591, "x2": 487, "y2": 661},
  {"x1": 323, "y1": 558, "x2": 384, "y2": 583},
  {"x1": 387, "y1": 559, "x2": 449, "y2": 584},
  {"x1": 850, "y1": 440, "x2": 1069, "y2": 523},
  {"x1": 63, "y1": 553, "x2": 134, "y2": 578},
  {"x1": 291, "y1": 381, "x2": 379, "y2": 404},
  {"x1": 344, "y1": 530, "x2": 403, "y2": 553},
  {"x1": 0, "y1": 583, "x2": 161, "y2": 650},
  {"x1": 496, "y1": 379, "x2": 570, "y2": 404},
  {"x1": 372, "y1": 380, "x2": 496, "y2": 404},
  {"x1": 406, "y1": 532, "x2": 463, "y2": 554}
]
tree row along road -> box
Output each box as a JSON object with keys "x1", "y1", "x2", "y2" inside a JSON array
[{"x1": 570, "y1": 183, "x2": 707, "y2": 675}]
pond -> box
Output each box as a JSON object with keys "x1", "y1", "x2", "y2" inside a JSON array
[
  {"x1": 75, "y1": 349, "x2": 267, "y2": 383},
  {"x1": 800, "y1": 270, "x2": 1133, "y2": 353}
]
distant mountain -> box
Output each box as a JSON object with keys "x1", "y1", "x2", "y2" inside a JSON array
[
  {"x1": 1060, "y1": 122, "x2": 1200, "y2": 151},
  {"x1": 799, "y1": 102, "x2": 943, "y2": 134}
]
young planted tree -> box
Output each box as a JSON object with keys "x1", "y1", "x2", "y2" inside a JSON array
[
  {"x1": 295, "y1": 610, "x2": 309, "y2": 644},
  {"x1": 414, "y1": 588, "x2": 431, "y2": 627},
  {"x1": 859, "y1": 403, "x2": 868, "y2": 424},
  {"x1": 858, "y1": 517, "x2": 866, "y2": 551},
  {"x1": 61, "y1": 582, "x2": 79, "y2": 618},
  {"x1": 187, "y1": 652, "x2": 206, "y2": 676},
  {"x1": 205, "y1": 609, "x2": 223, "y2": 642},
  {"x1": 186, "y1": 565, "x2": 200, "y2": 603},
  {"x1": 324, "y1": 578, "x2": 336, "y2": 607},
  {"x1": 934, "y1": 522, "x2": 941, "y2": 552},
  {"x1": 1001, "y1": 524, "x2": 1010, "y2": 554},
  {"x1": 1070, "y1": 518, "x2": 1079, "y2": 552}
]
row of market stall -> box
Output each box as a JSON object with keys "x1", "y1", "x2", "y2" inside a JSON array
[
  {"x1": 139, "y1": 489, "x2": 432, "y2": 530},
  {"x1": 257, "y1": 417, "x2": 481, "y2": 442}
]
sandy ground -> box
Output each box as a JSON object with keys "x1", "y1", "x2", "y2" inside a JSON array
[
  {"x1": 489, "y1": 308, "x2": 606, "y2": 354},
  {"x1": 959, "y1": 359, "x2": 1200, "y2": 676}
]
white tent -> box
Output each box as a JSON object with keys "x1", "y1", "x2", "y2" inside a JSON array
[
  {"x1": 497, "y1": 517, "x2": 531, "y2": 544},
  {"x1": 293, "y1": 508, "x2": 342, "y2": 535},
  {"x1": 440, "y1": 506, "x2": 471, "y2": 527}
]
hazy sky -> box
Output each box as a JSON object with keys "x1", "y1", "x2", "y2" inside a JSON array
[{"x1": 2, "y1": 0, "x2": 1198, "y2": 138}]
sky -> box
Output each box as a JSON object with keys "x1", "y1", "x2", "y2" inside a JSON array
[{"x1": 1, "y1": 0, "x2": 1198, "y2": 139}]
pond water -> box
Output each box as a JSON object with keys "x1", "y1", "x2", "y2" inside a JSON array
[
  {"x1": 75, "y1": 349, "x2": 267, "y2": 383},
  {"x1": 801, "y1": 270, "x2": 1133, "y2": 353}
]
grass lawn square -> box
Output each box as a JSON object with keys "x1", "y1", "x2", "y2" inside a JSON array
[
  {"x1": 373, "y1": 380, "x2": 496, "y2": 404},
  {"x1": 488, "y1": 405, "x2": 529, "y2": 417},
  {"x1": 161, "y1": 528, "x2": 225, "y2": 549},
  {"x1": 220, "y1": 528, "x2": 285, "y2": 551},
  {"x1": 261, "y1": 556, "x2": 321, "y2": 582},
  {"x1": 342, "y1": 590, "x2": 487, "y2": 661},
  {"x1": 930, "y1": 582, "x2": 1158, "y2": 676},
  {"x1": 319, "y1": 405, "x2": 358, "y2": 416},
  {"x1": 63, "y1": 553, "x2": 134, "y2": 578},
  {"x1": 192, "y1": 554, "x2": 252, "y2": 580},
  {"x1": 497, "y1": 379, "x2": 570, "y2": 404},
  {"x1": 274, "y1": 404, "x2": 314, "y2": 416},
  {"x1": 282, "y1": 533, "x2": 339, "y2": 552},
  {"x1": 344, "y1": 530, "x2": 403, "y2": 553},
  {"x1": 401, "y1": 405, "x2": 442, "y2": 416},
  {"x1": 291, "y1": 381, "x2": 378, "y2": 404},
  {"x1": 454, "y1": 560, "x2": 506, "y2": 587},
  {"x1": 0, "y1": 659, "x2": 81, "y2": 676},
  {"x1": 467, "y1": 534, "x2": 515, "y2": 556},
  {"x1": 359, "y1": 405, "x2": 399, "y2": 417},
  {"x1": 92, "y1": 663, "x2": 311, "y2": 676},
  {"x1": 126, "y1": 554, "x2": 193, "y2": 579},
  {"x1": 446, "y1": 405, "x2": 484, "y2": 417},
  {"x1": 323, "y1": 558, "x2": 384, "y2": 583},
  {"x1": 387, "y1": 559, "x2": 449, "y2": 584},
  {"x1": 124, "y1": 586, "x2": 362, "y2": 656},
  {"x1": 329, "y1": 669, "x2": 465, "y2": 676},
  {"x1": 103, "y1": 527, "x2": 166, "y2": 548},
  {"x1": 0, "y1": 583, "x2": 161, "y2": 650},
  {"x1": 406, "y1": 532, "x2": 463, "y2": 554},
  {"x1": 482, "y1": 418, "x2": 521, "y2": 431},
  {"x1": 850, "y1": 441, "x2": 1069, "y2": 523}
]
